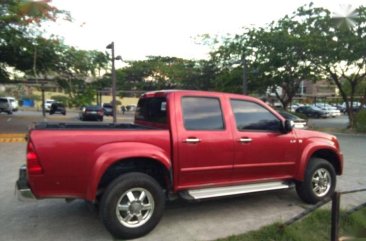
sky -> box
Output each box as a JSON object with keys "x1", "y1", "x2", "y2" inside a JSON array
[{"x1": 46, "y1": 0, "x2": 365, "y2": 62}]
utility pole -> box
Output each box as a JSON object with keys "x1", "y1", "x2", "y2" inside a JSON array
[
  {"x1": 242, "y1": 52, "x2": 248, "y2": 95},
  {"x1": 106, "y1": 42, "x2": 117, "y2": 124}
]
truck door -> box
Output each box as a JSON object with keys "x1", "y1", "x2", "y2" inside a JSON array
[
  {"x1": 229, "y1": 99, "x2": 298, "y2": 182},
  {"x1": 175, "y1": 94, "x2": 235, "y2": 188}
]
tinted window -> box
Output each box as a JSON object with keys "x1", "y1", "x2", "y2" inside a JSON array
[
  {"x1": 182, "y1": 97, "x2": 224, "y2": 130},
  {"x1": 135, "y1": 97, "x2": 167, "y2": 124},
  {"x1": 103, "y1": 104, "x2": 112, "y2": 108},
  {"x1": 230, "y1": 100, "x2": 281, "y2": 131},
  {"x1": 86, "y1": 106, "x2": 102, "y2": 111}
]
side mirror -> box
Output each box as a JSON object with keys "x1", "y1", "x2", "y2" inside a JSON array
[{"x1": 282, "y1": 119, "x2": 294, "y2": 133}]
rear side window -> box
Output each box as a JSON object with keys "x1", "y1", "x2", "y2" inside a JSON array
[
  {"x1": 182, "y1": 97, "x2": 224, "y2": 130},
  {"x1": 135, "y1": 97, "x2": 167, "y2": 124},
  {"x1": 230, "y1": 99, "x2": 281, "y2": 131}
]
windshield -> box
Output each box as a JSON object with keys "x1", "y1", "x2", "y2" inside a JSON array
[{"x1": 103, "y1": 104, "x2": 112, "y2": 108}]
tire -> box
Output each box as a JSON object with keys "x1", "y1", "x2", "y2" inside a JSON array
[
  {"x1": 100, "y1": 172, "x2": 165, "y2": 239},
  {"x1": 296, "y1": 158, "x2": 336, "y2": 204}
]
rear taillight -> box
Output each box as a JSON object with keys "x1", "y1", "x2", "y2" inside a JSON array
[{"x1": 27, "y1": 142, "x2": 43, "y2": 175}]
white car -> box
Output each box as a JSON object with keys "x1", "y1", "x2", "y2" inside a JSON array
[
  {"x1": 313, "y1": 103, "x2": 341, "y2": 118},
  {"x1": 1, "y1": 97, "x2": 18, "y2": 112},
  {"x1": 44, "y1": 99, "x2": 55, "y2": 112}
]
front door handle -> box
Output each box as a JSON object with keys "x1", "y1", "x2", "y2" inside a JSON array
[
  {"x1": 184, "y1": 137, "x2": 201, "y2": 144},
  {"x1": 239, "y1": 137, "x2": 252, "y2": 143}
]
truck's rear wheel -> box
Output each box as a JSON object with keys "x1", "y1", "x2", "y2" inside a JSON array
[
  {"x1": 296, "y1": 158, "x2": 336, "y2": 204},
  {"x1": 100, "y1": 172, "x2": 165, "y2": 239}
]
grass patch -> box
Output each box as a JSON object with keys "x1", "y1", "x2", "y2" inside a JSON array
[{"x1": 217, "y1": 208, "x2": 366, "y2": 241}]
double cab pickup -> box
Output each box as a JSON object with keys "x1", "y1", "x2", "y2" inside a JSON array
[{"x1": 16, "y1": 90, "x2": 343, "y2": 239}]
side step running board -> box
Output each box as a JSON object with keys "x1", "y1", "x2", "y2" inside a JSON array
[{"x1": 181, "y1": 181, "x2": 293, "y2": 200}]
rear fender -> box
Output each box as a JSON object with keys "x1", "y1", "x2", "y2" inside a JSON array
[{"x1": 86, "y1": 142, "x2": 171, "y2": 200}]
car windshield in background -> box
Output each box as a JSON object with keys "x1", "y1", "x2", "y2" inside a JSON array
[
  {"x1": 86, "y1": 106, "x2": 102, "y2": 111},
  {"x1": 103, "y1": 104, "x2": 112, "y2": 108},
  {"x1": 135, "y1": 97, "x2": 167, "y2": 124}
]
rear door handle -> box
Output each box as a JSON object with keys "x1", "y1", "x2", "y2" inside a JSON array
[
  {"x1": 184, "y1": 138, "x2": 201, "y2": 144},
  {"x1": 239, "y1": 137, "x2": 252, "y2": 143}
]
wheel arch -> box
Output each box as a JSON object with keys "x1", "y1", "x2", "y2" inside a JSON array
[
  {"x1": 296, "y1": 145, "x2": 342, "y2": 181},
  {"x1": 86, "y1": 142, "x2": 171, "y2": 201},
  {"x1": 96, "y1": 157, "x2": 172, "y2": 199}
]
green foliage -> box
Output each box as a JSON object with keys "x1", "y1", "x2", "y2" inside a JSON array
[
  {"x1": 295, "y1": 4, "x2": 366, "y2": 128},
  {"x1": 69, "y1": 85, "x2": 96, "y2": 107},
  {"x1": 50, "y1": 95, "x2": 69, "y2": 105},
  {"x1": 356, "y1": 110, "x2": 366, "y2": 132},
  {"x1": 0, "y1": 0, "x2": 69, "y2": 81},
  {"x1": 114, "y1": 56, "x2": 217, "y2": 92},
  {"x1": 217, "y1": 208, "x2": 366, "y2": 241}
]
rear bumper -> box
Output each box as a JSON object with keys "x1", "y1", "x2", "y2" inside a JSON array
[{"x1": 16, "y1": 165, "x2": 36, "y2": 201}]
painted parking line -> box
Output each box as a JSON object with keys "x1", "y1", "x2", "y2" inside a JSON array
[{"x1": 0, "y1": 133, "x2": 27, "y2": 143}]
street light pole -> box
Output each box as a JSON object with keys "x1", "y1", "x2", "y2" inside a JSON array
[
  {"x1": 242, "y1": 52, "x2": 248, "y2": 95},
  {"x1": 106, "y1": 42, "x2": 117, "y2": 124}
]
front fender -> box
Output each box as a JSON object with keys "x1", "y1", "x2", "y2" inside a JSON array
[
  {"x1": 86, "y1": 142, "x2": 171, "y2": 200},
  {"x1": 295, "y1": 138, "x2": 340, "y2": 181}
]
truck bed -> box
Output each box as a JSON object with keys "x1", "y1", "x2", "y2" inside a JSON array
[{"x1": 27, "y1": 123, "x2": 171, "y2": 199}]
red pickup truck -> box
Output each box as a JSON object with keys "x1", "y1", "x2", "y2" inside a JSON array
[{"x1": 16, "y1": 90, "x2": 343, "y2": 239}]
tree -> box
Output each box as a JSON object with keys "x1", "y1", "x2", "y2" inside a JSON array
[
  {"x1": 249, "y1": 17, "x2": 317, "y2": 110},
  {"x1": 55, "y1": 46, "x2": 109, "y2": 105},
  {"x1": 114, "y1": 56, "x2": 212, "y2": 91},
  {"x1": 0, "y1": 0, "x2": 69, "y2": 81},
  {"x1": 296, "y1": 4, "x2": 366, "y2": 128}
]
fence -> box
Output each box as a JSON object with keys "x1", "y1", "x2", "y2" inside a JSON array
[{"x1": 283, "y1": 188, "x2": 366, "y2": 241}]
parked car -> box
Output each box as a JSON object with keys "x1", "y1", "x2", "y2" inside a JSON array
[
  {"x1": 313, "y1": 103, "x2": 341, "y2": 118},
  {"x1": 50, "y1": 102, "x2": 66, "y2": 115},
  {"x1": 17, "y1": 90, "x2": 343, "y2": 239},
  {"x1": 296, "y1": 106, "x2": 329, "y2": 118},
  {"x1": 102, "y1": 103, "x2": 114, "y2": 116},
  {"x1": 278, "y1": 110, "x2": 307, "y2": 129},
  {"x1": 339, "y1": 101, "x2": 362, "y2": 113},
  {"x1": 2, "y1": 96, "x2": 19, "y2": 111},
  {"x1": 79, "y1": 105, "x2": 104, "y2": 121},
  {"x1": 289, "y1": 103, "x2": 303, "y2": 112},
  {"x1": 44, "y1": 99, "x2": 55, "y2": 112},
  {"x1": 0, "y1": 97, "x2": 13, "y2": 114}
]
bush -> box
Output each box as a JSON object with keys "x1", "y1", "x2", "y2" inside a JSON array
[
  {"x1": 51, "y1": 95, "x2": 69, "y2": 105},
  {"x1": 356, "y1": 109, "x2": 366, "y2": 133}
]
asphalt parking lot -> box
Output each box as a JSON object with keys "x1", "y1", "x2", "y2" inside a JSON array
[{"x1": 0, "y1": 112, "x2": 365, "y2": 241}]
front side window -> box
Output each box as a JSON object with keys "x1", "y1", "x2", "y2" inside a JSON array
[
  {"x1": 230, "y1": 99, "x2": 281, "y2": 131},
  {"x1": 182, "y1": 97, "x2": 224, "y2": 130}
]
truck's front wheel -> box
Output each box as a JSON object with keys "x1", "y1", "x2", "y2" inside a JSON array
[
  {"x1": 296, "y1": 158, "x2": 336, "y2": 204},
  {"x1": 100, "y1": 172, "x2": 165, "y2": 239}
]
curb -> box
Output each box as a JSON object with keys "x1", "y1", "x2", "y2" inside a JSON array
[{"x1": 0, "y1": 133, "x2": 27, "y2": 143}]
